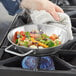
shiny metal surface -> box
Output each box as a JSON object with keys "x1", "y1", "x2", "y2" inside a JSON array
[
  {"x1": 5, "y1": 24, "x2": 70, "y2": 56},
  {"x1": 8, "y1": 24, "x2": 69, "y2": 48}
]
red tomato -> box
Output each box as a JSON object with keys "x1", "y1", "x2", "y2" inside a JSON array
[
  {"x1": 49, "y1": 36, "x2": 56, "y2": 41},
  {"x1": 16, "y1": 31, "x2": 20, "y2": 34},
  {"x1": 20, "y1": 31, "x2": 25, "y2": 36},
  {"x1": 59, "y1": 41, "x2": 61, "y2": 44},
  {"x1": 50, "y1": 34, "x2": 58, "y2": 41},
  {"x1": 21, "y1": 36, "x2": 26, "y2": 41},
  {"x1": 12, "y1": 32, "x2": 17, "y2": 43}
]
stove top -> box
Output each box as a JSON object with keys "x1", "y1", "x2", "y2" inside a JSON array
[
  {"x1": 0, "y1": 6, "x2": 76, "y2": 76},
  {"x1": 51, "y1": 0, "x2": 76, "y2": 6}
]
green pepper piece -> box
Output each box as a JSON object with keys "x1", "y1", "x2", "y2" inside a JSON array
[
  {"x1": 45, "y1": 41, "x2": 49, "y2": 45},
  {"x1": 41, "y1": 34, "x2": 49, "y2": 39},
  {"x1": 47, "y1": 40, "x2": 55, "y2": 47},
  {"x1": 36, "y1": 37, "x2": 42, "y2": 41},
  {"x1": 23, "y1": 41, "x2": 28, "y2": 47},
  {"x1": 45, "y1": 40, "x2": 51, "y2": 45},
  {"x1": 16, "y1": 39, "x2": 18, "y2": 44},
  {"x1": 25, "y1": 32, "x2": 30, "y2": 38},
  {"x1": 40, "y1": 40, "x2": 46, "y2": 43},
  {"x1": 55, "y1": 40, "x2": 60, "y2": 46}
]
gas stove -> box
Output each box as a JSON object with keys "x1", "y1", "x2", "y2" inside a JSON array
[
  {"x1": 51, "y1": 0, "x2": 76, "y2": 6},
  {"x1": 0, "y1": 1, "x2": 76, "y2": 76}
]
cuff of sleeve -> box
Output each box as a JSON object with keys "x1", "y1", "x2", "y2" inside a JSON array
[{"x1": 1, "y1": 0, "x2": 20, "y2": 16}]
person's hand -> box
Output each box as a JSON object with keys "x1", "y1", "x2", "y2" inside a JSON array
[{"x1": 21, "y1": 0, "x2": 64, "y2": 21}]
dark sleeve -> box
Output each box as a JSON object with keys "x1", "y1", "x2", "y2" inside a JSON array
[{"x1": 1, "y1": 0, "x2": 20, "y2": 15}]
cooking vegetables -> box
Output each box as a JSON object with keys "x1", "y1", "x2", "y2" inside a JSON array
[
  {"x1": 12, "y1": 30, "x2": 61, "y2": 48},
  {"x1": 31, "y1": 38, "x2": 48, "y2": 48}
]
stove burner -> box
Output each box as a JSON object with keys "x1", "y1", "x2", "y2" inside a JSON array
[
  {"x1": 22, "y1": 56, "x2": 55, "y2": 71},
  {"x1": 22, "y1": 56, "x2": 38, "y2": 70},
  {"x1": 39, "y1": 56, "x2": 55, "y2": 71}
]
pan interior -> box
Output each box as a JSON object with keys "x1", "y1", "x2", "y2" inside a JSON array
[{"x1": 8, "y1": 24, "x2": 69, "y2": 46}]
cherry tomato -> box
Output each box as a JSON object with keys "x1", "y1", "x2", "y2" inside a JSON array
[
  {"x1": 20, "y1": 31, "x2": 25, "y2": 36},
  {"x1": 49, "y1": 36, "x2": 56, "y2": 41},
  {"x1": 21, "y1": 36, "x2": 26, "y2": 41},
  {"x1": 50, "y1": 34, "x2": 58, "y2": 41},
  {"x1": 16, "y1": 31, "x2": 20, "y2": 34}
]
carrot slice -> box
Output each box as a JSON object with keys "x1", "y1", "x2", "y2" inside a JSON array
[
  {"x1": 20, "y1": 31, "x2": 25, "y2": 36},
  {"x1": 50, "y1": 34, "x2": 58, "y2": 41}
]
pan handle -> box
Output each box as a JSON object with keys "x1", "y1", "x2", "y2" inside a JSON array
[{"x1": 5, "y1": 45, "x2": 34, "y2": 57}]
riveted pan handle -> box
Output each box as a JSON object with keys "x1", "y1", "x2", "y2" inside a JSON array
[{"x1": 5, "y1": 45, "x2": 34, "y2": 57}]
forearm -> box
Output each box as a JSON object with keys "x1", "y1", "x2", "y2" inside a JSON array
[
  {"x1": 21, "y1": 0, "x2": 49, "y2": 10},
  {"x1": 20, "y1": 0, "x2": 63, "y2": 21}
]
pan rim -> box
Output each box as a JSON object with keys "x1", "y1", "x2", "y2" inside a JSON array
[{"x1": 7, "y1": 24, "x2": 69, "y2": 50}]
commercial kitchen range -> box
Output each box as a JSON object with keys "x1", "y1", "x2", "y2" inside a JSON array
[{"x1": 0, "y1": 0, "x2": 76, "y2": 76}]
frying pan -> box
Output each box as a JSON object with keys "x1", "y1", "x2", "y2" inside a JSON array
[{"x1": 5, "y1": 24, "x2": 69, "y2": 56}]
